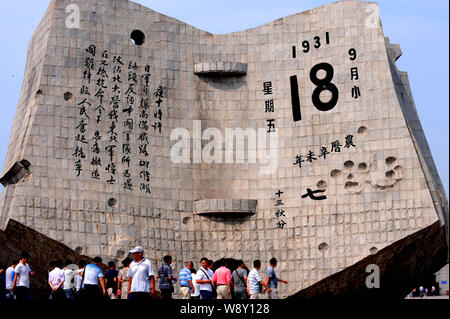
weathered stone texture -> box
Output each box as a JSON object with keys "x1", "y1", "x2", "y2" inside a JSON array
[{"x1": 0, "y1": 0, "x2": 447, "y2": 298}]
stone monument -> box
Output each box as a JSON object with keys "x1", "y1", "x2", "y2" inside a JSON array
[{"x1": 0, "y1": 0, "x2": 447, "y2": 298}]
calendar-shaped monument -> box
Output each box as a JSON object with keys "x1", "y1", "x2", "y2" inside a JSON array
[{"x1": 0, "y1": 0, "x2": 447, "y2": 298}]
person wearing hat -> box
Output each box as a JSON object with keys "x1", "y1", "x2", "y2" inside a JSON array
[{"x1": 127, "y1": 246, "x2": 155, "y2": 301}]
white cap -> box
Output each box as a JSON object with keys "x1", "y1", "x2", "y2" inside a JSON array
[{"x1": 129, "y1": 246, "x2": 144, "y2": 253}]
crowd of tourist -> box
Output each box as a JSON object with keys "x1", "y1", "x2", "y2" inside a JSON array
[
  {"x1": 0, "y1": 246, "x2": 288, "y2": 301},
  {"x1": 408, "y1": 285, "x2": 439, "y2": 298}
]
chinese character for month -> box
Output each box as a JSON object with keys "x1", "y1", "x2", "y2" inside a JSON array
[{"x1": 350, "y1": 67, "x2": 359, "y2": 81}]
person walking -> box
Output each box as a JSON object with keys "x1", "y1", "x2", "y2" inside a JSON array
[
  {"x1": 105, "y1": 261, "x2": 119, "y2": 299},
  {"x1": 63, "y1": 260, "x2": 75, "y2": 300},
  {"x1": 265, "y1": 258, "x2": 288, "y2": 299},
  {"x1": 81, "y1": 256, "x2": 106, "y2": 300},
  {"x1": 117, "y1": 257, "x2": 132, "y2": 299},
  {"x1": 158, "y1": 255, "x2": 176, "y2": 299},
  {"x1": 231, "y1": 260, "x2": 249, "y2": 299},
  {"x1": 212, "y1": 260, "x2": 232, "y2": 299},
  {"x1": 128, "y1": 246, "x2": 155, "y2": 301},
  {"x1": 48, "y1": 260, "x2": 65, "y2": 301},
  {"x1": 178, "y1": 261, "x2": 195, "y2": 299},
  {"x1": 247, "y1": 260, "x2": 270, "y2": 299},
  {"x1": 5, "y1": 260, "x2": 18, "y2": 300},
  {"x1": 196, "y1": 257, "x2": 214, "y2": 300}
]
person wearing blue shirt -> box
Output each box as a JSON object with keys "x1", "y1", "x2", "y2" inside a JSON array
[
  {"x1": 265, "y1": 258, "x2": 288, "y2": 299},
  {"x1": 5, "y1": 260, "x2": 18, "y2": 300},
  {"x1": 178, "y1": 261, "x2": 194, "y2": 299},
  {"x1": 157, "y1": 255, "x2": 177, "y2": 299},
  {"x1": 81, "y1": 256, "x2": 106, "y2": 300}
]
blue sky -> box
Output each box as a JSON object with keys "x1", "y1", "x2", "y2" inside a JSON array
[{"x1": 0, "y1": 0, "x2": 448, "y2": 196}]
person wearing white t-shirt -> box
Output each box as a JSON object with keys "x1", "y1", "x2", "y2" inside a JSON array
[
  {"x1": 247, "y1": 260, "x2": 270, "y2": 299},
  {"x1": 74, "y1": 260, "x2": 87, "y2": 300},
  {"x1": 48, "y1": 260, "x2": 65, "y2": 300},
  {"x1": 11, "y1": 251, "x2": 35, "y2": 301},
  {"x1": 63, "y1": 260, "x2": 75, "y2": 300},
  {"x1": 196, "y1": 257, "x2": 214, "y2": 299},
  {"x1": 190, "y1": 269, "x2": 201, "y2": 300},
  {"x1": 127, "y1": 246, "x2": 155, "y2": 301},
  {"x1": 5, "y1": 260, "x2": 18, "y2": 300}
]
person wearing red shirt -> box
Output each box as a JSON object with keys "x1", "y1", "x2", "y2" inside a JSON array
[{"x1": 212, "y1": 260, "x2": 232, "y2": 299}]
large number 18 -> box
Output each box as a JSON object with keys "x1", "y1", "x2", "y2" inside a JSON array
[{"x1": 290, "y1": 62, "x2": 339, "y2": 122}]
